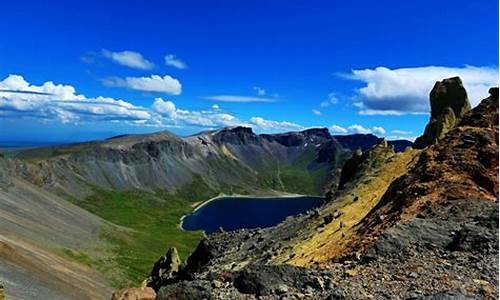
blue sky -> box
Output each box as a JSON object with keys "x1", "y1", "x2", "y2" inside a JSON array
[{"x1": 0, "y1": 0, "x2": 498, "y2": 143}]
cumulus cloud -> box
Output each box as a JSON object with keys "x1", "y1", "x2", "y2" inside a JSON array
[
  {"x1": 0, "y1": 75, "x2": 308, "y2": 133},
  {"x1": 152, "y1": 98, "x2": 177, "y2": 119},
  {"x1": 312, "y1": 109, "x2": 322, "y2": 116},
  {"x1": 371, "y1": 126, "x2": 386, "y2": 135},
  {"x1": 329, "y1": 124, "x2": 386, "y2": 135},
  {"x1": 320, "y1": 93, "x2": 339, "y2": 108},
  {"x1": 347, "y1": 124, "x2": 372, "y2": 134},
  {"x1": 151, "y1": 100, "x2": 305, "y2": 132},
  {"x1": 102, "y1": 49, "x2": 154, "y2": 70},
  {"x1": 344, "y1": 65, "x2": 498, "y2": 115},
  {"x1": 102, "y1": 74, "x2": 182, "y2": 95},
  {"x1": 152, "y1": 97, "x2": 244, "y2": 127},
  {"x1": 164, "y1": 54, "x2": 187, "y2": 69},
  {"x1": 249, "y1": 117, "x2": 304, "y2": 132},
  {"x1": 202, "y1": 95, "x2": 276, "y2": 103},
  {"x1": 0, "y1": 74, "x2": 150, "y2": 123},
  {"x1": 330, "y1": 125, "x2": 348, "y2": 134}
]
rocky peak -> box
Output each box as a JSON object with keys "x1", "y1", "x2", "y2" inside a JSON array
[
  {"x1": 144, "y1": 247, "x2": 181, "y2": 291},
  {"x1": 300, "y1": 127, "x2": 332, "y2": 140},
  {"x1": 413, "y1": 76, "x2": 471, "y2": 148},
  {"x1": 458, "y1": 87, "x2": 499, "y2": 128},
  {"x1": 489, "y1": 87, "x2": 499, "y2": 98},
  {"x1": 261, "y1": 127, "x2": 333, "y2": 147},
  {"x1": 336, "y1": 139, "x2": 395, "y2": 191},
  {"x1": 212, "y1": 126, "x2": 259, "y2": 145},
  {"x1": 429, "y1": 77, "x2": 470, "y2": 118}
]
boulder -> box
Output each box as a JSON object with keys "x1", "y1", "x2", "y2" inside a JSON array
[
  {"x1": 156, "y1": 280, "x2": 213, "y2": 300},
  {"x1": 414, "y1": 77, "x2": 471, "y2": 148}
]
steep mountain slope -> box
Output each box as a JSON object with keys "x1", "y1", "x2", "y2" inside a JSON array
[
  {"x1": 0, "y1": 158, "x2": 114, "y2": 300},
  {"x1": 146, "y1": 79, "x2": 498, "y2": 299}
]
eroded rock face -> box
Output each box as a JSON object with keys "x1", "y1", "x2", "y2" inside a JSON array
[
  {"x1": 414, "y1": 77, "x2": 471, "y2": 148},
  {"x1": 145, "y1": 247, "x2": 181, "y2": 291}
]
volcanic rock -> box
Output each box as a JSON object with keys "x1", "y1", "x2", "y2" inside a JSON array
[
  {"x1": 414, "y1": 77, "x2": 471, "y2": 148},
  {"x1": 145, "y1": 247, "x2": 182, "y2": 291}
]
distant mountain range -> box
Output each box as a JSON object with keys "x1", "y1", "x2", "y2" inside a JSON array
[{"x1": 333, "y1": 133, "x2": 413, "y2": 152}]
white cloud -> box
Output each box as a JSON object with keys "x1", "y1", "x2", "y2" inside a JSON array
[
  {"x1": 253, "y1": 86, "x2": 266, "y2": 96},
  {"x1": 391, "y1": 129, "x2": 412, "y2": 135},
  {"x1": 152, "y1": 97, "x2": 244, "y2": 128},
  {"x1": 320, "y1": 93, "x2": 339, "y2": 107},
  {"x1": 0, "y1": 75, "x2": 310, "y2": 134},
  {"x1": 202, "y1": 95, "x2": 276, "y2": 103},
  {"x1": 387, "y1": 135, "x2": 418, "y2": 142},
  {"x1": 164, "y1": 54, "x2": 187, "y2": 69},
  {"x1": 103, "y1": 74, "x2": 182, "y2": 95},
  {"x1": 347, "y1": 124, "x2": 372, "y2": 134},
  {"x1": 344, "y1": 65, "x2": 498, "y2": 115},
  {"x1": 371, "y1": 126, "x2": 386, "y2": 135},
  {"x1": 152, "y1": 98, "x2": 177, "y2": 119},
  {"x1": 330, "y1": 125, "x2": 348, "y2": 134},
  {"x1": 102, "y1": 49, "x2": 154, "y2": 70},
  {"x1": 329, "y1": 123, "x2": 386, "y2": 136},
  {"x1": 0, "y1": 74, "x2": 150, "y2": 123},
  {"x1": 0, "y1": 74, "x2": 318, "y2": 136},
  {"x1": 249, "y1": 117, "x2": 304, "y2": 132},
  {"x1": 312, "y1": 109, "x2": 322, "y2": 116}
]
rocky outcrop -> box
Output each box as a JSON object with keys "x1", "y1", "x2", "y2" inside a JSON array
[
  {"x1": 354, "y1": 87, "x2": 498, "y2": 245},
  {"x1": 336, "y1": 140, "x2": 396, "y2": 191},
  {"x1": 336, "y1": 149, "x2": 363, "y2": 191},
  {"x1": 413, "y1": 77, "x2": 471, "y2": 148},
  {"x1": 212, "y1": 126, "x2": 260, "y2": 145},
  {"x1": 144, "y1": 247, "x2": 181, "y2": 291}
]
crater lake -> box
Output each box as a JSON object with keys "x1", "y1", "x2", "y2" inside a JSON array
[{"x1": 181, "y1": 195, "x2": 324, "y2": 234}]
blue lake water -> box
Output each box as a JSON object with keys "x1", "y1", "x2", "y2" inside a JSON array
[{"x1": 181, "y1": 196, "x2": 323, "y2": 234}]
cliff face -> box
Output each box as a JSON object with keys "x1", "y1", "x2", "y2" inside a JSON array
[{"x1": 147, "y1": 81, "x2": 499, "y2": 300}]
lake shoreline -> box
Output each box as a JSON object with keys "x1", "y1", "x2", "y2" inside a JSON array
[{"x1": 178, "y1": 192, "x2": 321, "y2": 232}]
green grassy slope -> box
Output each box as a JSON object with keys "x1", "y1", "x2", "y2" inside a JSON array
[{"x1": 70, "y1": 178, "x2": 217, "y2": 287}]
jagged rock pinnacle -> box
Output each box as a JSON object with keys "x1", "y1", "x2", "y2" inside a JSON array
[
  {"x1": 144, "y1": 247, "x2": 181, "y2": 291},
  {"x1": 413, "y1": 76, "x2": 471, "y2": 149}
]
